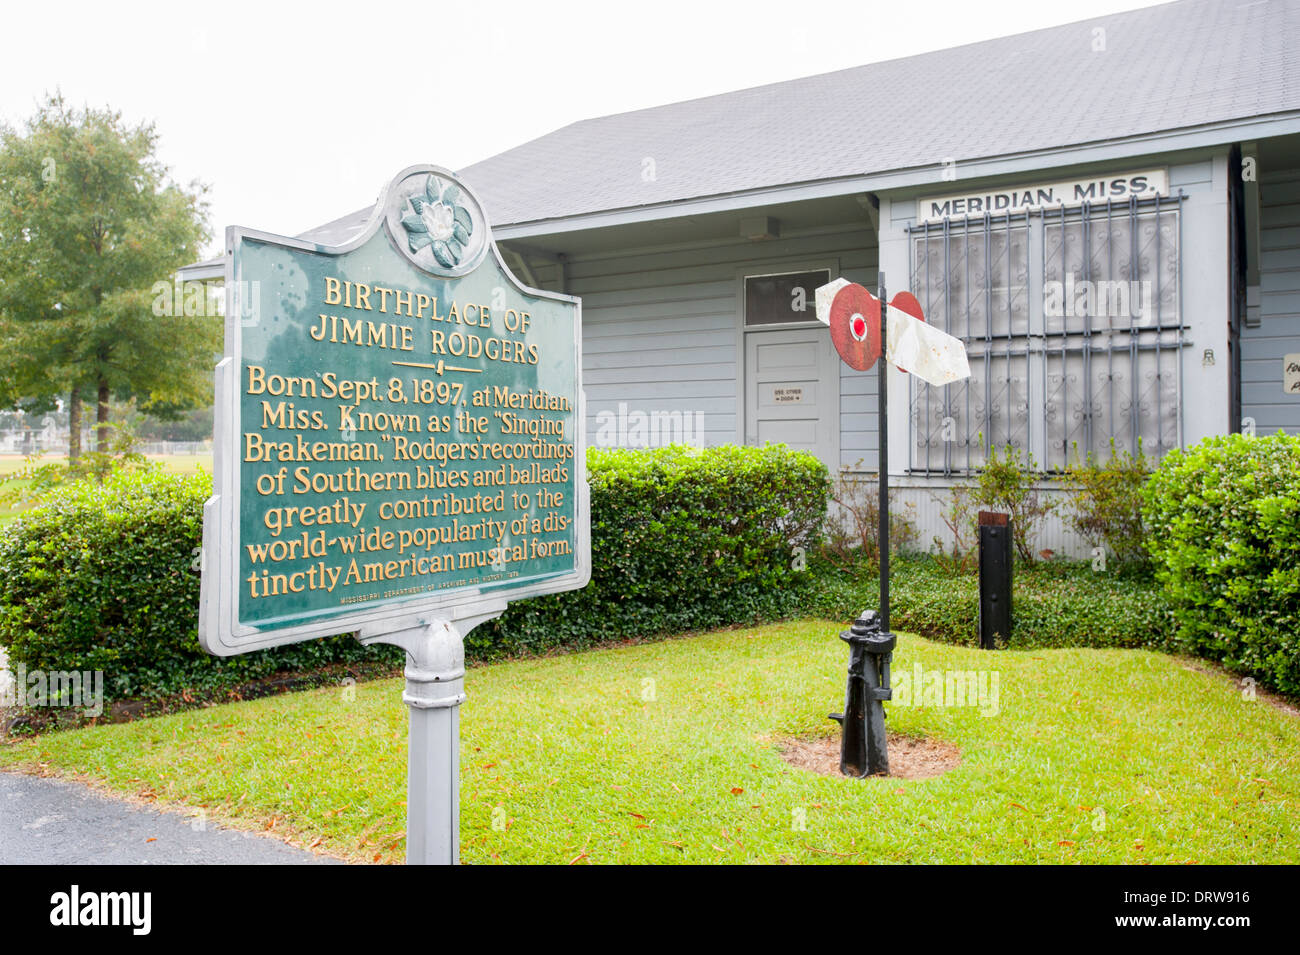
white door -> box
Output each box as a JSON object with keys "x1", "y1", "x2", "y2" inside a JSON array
[{"x1": 744, "y1": 327, "x2": 839, "y2": 466}]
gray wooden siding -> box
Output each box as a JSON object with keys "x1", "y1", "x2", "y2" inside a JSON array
[
  {"x1": 1246, "y1": 166, "x2": 1300, "y2": 434},
  {"x1": 516, "y1": 227, "x2": 877, "y2": 468}
]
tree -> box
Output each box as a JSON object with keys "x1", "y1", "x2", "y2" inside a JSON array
[{"x1": 0, "y1": 93, "x2": 214, "y2": 459}]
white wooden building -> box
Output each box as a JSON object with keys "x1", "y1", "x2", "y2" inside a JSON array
[{"x1": 183, "y1": 0, "x2": 1300, "y2": 555}]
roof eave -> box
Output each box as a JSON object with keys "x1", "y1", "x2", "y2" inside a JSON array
[
  {"x1": 493, "y1": 110, "x2": 1300, "y2": 241},
  {"x1": 180, "y1": 108, "x2": 1300, "y2": 275}
]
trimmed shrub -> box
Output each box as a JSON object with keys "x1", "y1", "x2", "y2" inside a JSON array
[
  {"x1": 470, "y1": 444, "x2": 829, "y2": 658},
  {"x1": 0, "y1": 467, "x2": 395, "y2": 704},
  {"x1": 1142, "y1": 432, "x2": 1300, "y2": 695},
  {"x1": 1, "y1": 445, "x2": 829, "y2": 696},
  {"x1": 804, "y1": 554, "x2": 1174, "y2": 651}
]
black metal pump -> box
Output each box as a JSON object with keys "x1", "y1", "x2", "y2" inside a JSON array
[{"x1": 829, "y1": 609, "x2": 896, "y2": 776}]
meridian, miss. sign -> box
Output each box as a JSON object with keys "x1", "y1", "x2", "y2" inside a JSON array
[
  {"x1": 917, "y1": 168, "x2": 1169, "y2": 223},
  {"x1": 199, "y1": 166, "x2": 589, "y2": 656}
]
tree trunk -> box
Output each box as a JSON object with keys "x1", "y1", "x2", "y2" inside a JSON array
[
  {"x1": 96, "y1": 379, "x2": 111, "y2": 453},
  {"x1": 68, "y1": 392, "x2": 82, "y2": 462}
]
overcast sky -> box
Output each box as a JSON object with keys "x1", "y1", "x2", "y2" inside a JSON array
[{"x1": 1, "y1": 0, "x2": 1169, "y2": 256}]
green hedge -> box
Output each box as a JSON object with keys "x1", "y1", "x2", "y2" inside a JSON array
[
  {"x1": 26, "y1": 433, "x2": 1293, "y2": 703},
  {"x1": 468, "y1": 445, "x2": 829, "y2": 658},
  {"x1": 803, "y1": 554, "x2": 1174, "y2": 651},
  {"x1": 1142, "y1": 432, "x2": 1300, "y2": 696},
  {"x1": 0, "y1": 468, "x2": 396, "y2": 703},
  {"x1": 0, "y1": 445, "x2": 829, "y2": 700}
]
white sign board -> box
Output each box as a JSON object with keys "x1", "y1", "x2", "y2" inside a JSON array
[
  {"x1": 813, "y1": 279, "x2": 970, "y2": 386},
  {"x1": 1285, "y1": 353, "x2": 1300, "y2": 395},
  {"x1": 918, "y1": 168, "x2": 1169, "y2": 223}
]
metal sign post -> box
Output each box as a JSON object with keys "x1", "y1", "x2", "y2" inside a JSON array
[
  {"x1": 359, "y1": 601, "x2": 502, "y2": 864},
  {"x1": 815, "y1": 270, "x2": 971, "y2": 777},
  {"x1": 878, "y1": 274, "x2": 889, "y2": 632},
  {"x1": 200, "y1": 165, "x2": 590, "y2": 864}
]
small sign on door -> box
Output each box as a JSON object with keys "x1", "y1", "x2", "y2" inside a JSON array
[
  {"x1": 774, "y1": 386, "x2": 804, "y2": 404},
  {"x1": 1285, "y1": 353, "x2": 1300, "y2": 395}
]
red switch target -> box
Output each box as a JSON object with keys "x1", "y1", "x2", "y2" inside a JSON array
[
  {"x1": 889, "y1": 290, "x2": 924, "y2": 323},
  {"x1": 829, "y1": 283, "x2": 881, "y2": 371},
  {"x1": 887, "y1": 290, "x2": 925, "y2": 371}
]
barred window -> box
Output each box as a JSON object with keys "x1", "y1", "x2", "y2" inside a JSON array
[
  {"x1": 1040, "y1": 204, "x2": 1181, "y2": 470},
  {"x1": 908, "y1": 195, "x2": 1184, "y2": 474},
  {"x1": 911, "y1": 214, "x2": 1031, "y2": 472}
]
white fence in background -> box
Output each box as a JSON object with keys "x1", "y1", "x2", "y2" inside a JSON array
[
  {"x1": 0, "y1": 431, "x2": 211, "y2": 458},
  {"x1": 136, "y1": 441, "x2": 212, "y2": 456}
]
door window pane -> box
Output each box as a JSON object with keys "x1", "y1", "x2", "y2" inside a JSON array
[{"x1": 744, "y1": 270, "x2": 830, "y2": 327}]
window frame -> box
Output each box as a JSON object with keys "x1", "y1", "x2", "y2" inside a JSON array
[
  {"x1": 906, "y1": 194, "x2": 1186, "y2": 475},
  {"x1": 742, "y1": 268, "x2": 833, "y2": 330}
]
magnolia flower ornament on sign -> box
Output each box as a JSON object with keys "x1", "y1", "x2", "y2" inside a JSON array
[
  {"x1": 385, "y1": 169, "x2": 488, "y2": 277},
  {"x1": 402, "y1": 178, "x2": 472, "y2": 267}
]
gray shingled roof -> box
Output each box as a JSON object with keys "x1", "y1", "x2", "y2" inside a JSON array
[
  {"x1": 462, "y1": 0, "x2": 1300, "y2": 227},
  {"x1": 184, "y1": 0, "x2": 1298, "y2": 268},
  {"x1": 457, "y1": 0, "x2": 1298, "y2": 227}
]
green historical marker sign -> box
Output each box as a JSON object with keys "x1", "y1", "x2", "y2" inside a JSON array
[
  {"x1": 200, "y1": 165, "x2": 588, "y2": 864},
  {"x1": 199, "y1": 165, "x2": 588, "y2": 655}
]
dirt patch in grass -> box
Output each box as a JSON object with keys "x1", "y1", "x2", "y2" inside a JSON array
[{"x1": 778, "y1": 732, "x2": 960, "y2": 780}]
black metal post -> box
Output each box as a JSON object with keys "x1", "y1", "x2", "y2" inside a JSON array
[
  {"x1": 978, "y1": 511, "x2": 1013, "y2": 649},
  {"x1": 878, "y1": 274, "x2": 889, "y2": 630},
  {"x1": 829, "y1": 273, "x2": 898, "y2": 777}
]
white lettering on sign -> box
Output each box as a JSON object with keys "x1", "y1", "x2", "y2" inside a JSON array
[
  {"x1": 1285, "y1": 353, "x2": 1300, "y2": 395},
  {"x1": 774, "y1": 387, "x2": 804, "y2": 404},
  {"x1": 918, "y1": 169, "x2": 1168, "y2": 223}
]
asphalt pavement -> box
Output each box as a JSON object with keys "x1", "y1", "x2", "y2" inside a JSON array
[{"x1": 0, "y1": 771, "x2": 337, "y2": 864}]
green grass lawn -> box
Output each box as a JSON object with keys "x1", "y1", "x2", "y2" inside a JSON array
[
  {"x1": 0, "y1": 453, "x2": 211, "y2": 527},
  {"x1": 2, "y1": 620, "x2": 1296, "y2": 864}
]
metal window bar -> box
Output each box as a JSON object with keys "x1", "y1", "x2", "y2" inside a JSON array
[
  {"x1": 908, "y1": 193, "x2": 1185, "y2": 474},
  {"x1": 1039, "y1": 192, "x2": 1186, "y2": 470},
  {"x1": 908, "y1": 211, "x2": 1031, "y2": 475}
]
